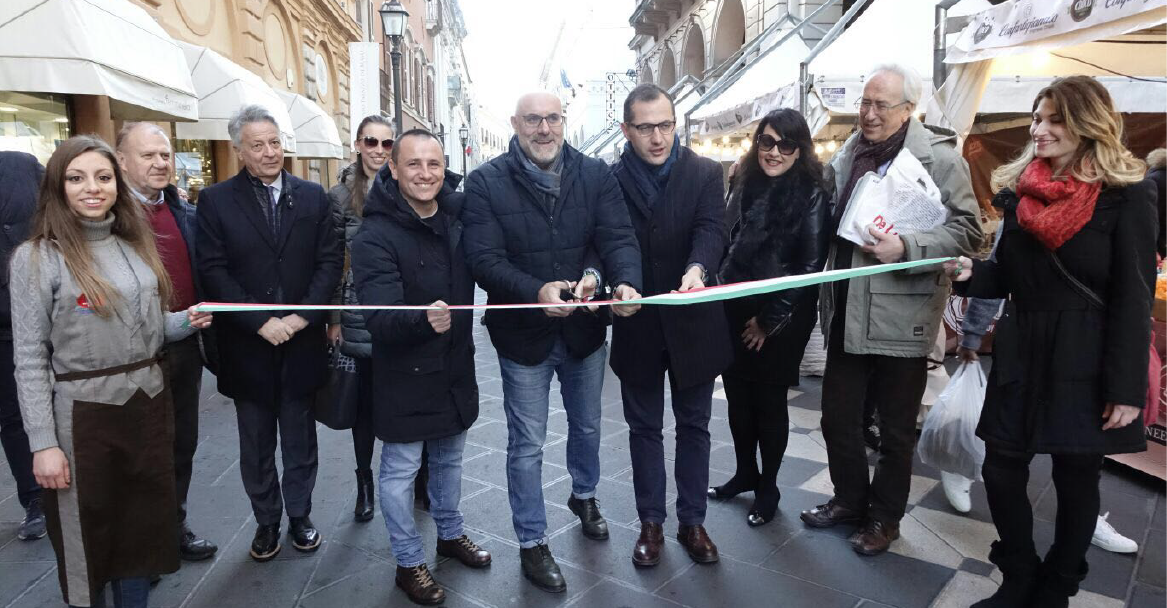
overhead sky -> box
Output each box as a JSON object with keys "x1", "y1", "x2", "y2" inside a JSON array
[{"x1": 461, "y1": 0, "x2": 636, "y2": 119}]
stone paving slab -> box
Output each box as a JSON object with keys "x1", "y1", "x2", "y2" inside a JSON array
[{"x1": 1, "y1": 315, "x2": 1163, "y2": 607}]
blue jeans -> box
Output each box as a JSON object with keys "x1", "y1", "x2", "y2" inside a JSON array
[
  {"x1": 378, "y1": 433, "x2": 467, "y2": 567},
  {"x1": 498, "y1": 338, "x2": 606, "y2": 548},
  {"x1": 70, "y1": 577, "x2": 150, "y2": 608}
]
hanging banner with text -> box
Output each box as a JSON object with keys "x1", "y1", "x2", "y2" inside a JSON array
[
  {"x1": 196, "y1": 257, "x2": 952, "y2": 313},
  {"x1": 947, "y1": 0, "x2": 1167, "y2": 63},
  {"x1": 348, "y1": 42, "x2": 382, "y2": 141}
]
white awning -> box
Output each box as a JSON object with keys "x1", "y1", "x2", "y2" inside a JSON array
[
  {"x1": 689, "y1": 33, "x2": 811, "y2": 137},
  {"x1": 808, "y1": 0, "x2": 939, "y2": 115},
  {"x1": 0, "y1": 0, "x2": 198, "y2": 120},
  {"x1": 276, "y1": 90, "x2": 344, "y2": 159},
  {"x1": 174, "y1": 41, "x2": 296, "y2": 152}
]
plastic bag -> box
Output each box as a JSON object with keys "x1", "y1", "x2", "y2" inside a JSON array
[{"x1": 917, "y1": 361, "x2": 987, "y2": 481}]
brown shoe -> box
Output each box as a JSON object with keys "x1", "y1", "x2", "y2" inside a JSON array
[
  {"x1": 436, "y1": 535, "x2": 492, "y2": 568},
  {"x1": 677, "y1": 524, "x2": 719, "y2": 564},
  {"x1": 395, "y1": 564, "x2": 446, "y2": 605},
  {"x1": 849, "y1": 519, "x2": 900, "y2": 556},
  {"x1": 632, "y1": 522, "x2": 664, "y2": 567},
  {"x1": 800, "y1": 499, "x2": 865, "y2": 529}
]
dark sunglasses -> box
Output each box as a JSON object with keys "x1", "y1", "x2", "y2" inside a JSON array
[
  {"x1": 756, "y1": 134, "x2": 798, "y2": 155},
  {"x1": 361, "y1": 136, "x2": 394, "y2": 149}
]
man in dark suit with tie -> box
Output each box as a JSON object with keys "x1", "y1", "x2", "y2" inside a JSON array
[
  {"x1": 196, "y1": 105, "x2": 342, "y2": 562},
  {"x1": 609, "y1": 84, "x2": 732, "y2": 567}
]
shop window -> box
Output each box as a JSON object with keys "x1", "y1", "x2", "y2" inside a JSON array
[
  {"x1": 0, "y1": 92, "x2": 71, "y2": 165},
  {"x1": 172, "y1": 138, "x2": 216, "y2": 203}
]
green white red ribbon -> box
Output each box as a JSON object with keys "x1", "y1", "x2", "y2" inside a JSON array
[{"x1": 194, "y1": 257, "x2": 952, "y2": 313}]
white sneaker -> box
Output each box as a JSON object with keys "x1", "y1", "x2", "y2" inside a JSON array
[
  {"x1": 941, "y1": 472, "x2": 973, "y2": 514},
  {"x1": 1092, "y1": 513, "x2": 1138, "y2": 553}
]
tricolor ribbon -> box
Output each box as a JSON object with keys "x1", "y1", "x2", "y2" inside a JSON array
[{"x1": 194, "y1": 257, "x2": 952, "y2": 313}]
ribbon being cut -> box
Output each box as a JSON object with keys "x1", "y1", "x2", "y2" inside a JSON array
[{"x1": 196, "y1": 257, "x2": 952, "y2": 313}]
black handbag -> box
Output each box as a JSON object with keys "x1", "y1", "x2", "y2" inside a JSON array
[{"x1": 313, "y1": 346, "x2": 361, "y2": 430}]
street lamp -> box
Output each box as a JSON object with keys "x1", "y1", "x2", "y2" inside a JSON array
[
  {"x1": 379, "y1": 0, "x2": 409, "y2": 137},
  {"x1": 458, "y1": 124, "x2": 469, "y2": 174}
]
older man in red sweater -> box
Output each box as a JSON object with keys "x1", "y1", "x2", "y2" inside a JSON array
[{"x1": 116, "y1": 122, "x2": 217, "y2": 562}]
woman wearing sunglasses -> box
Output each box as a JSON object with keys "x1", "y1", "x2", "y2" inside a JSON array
[
  {"x1": 327, "y1": 114, "x2": 395, "y2": 522},
  {"x1": 708, "y1": 109, "x2": 829, "y2": 526}
]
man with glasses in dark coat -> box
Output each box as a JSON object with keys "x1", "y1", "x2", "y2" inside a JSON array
[{"x1": 609, "y1": 84, "x2": 731, "y2": 568}]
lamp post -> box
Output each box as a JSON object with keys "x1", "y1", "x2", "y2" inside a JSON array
[
  {"x1": 379, "y1": 0, "x2": 409, "y2": 137},
  {"x1": 458, "y1": 124, "x2": 469, "y2": 174}
]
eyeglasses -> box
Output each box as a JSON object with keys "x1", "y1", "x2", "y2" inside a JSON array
[
  {"x1": 627, "y1": 120, "x2": 676, "y2": 137},
  {"x1": 756, "y1": 134, "x2": 799, "y2": 155},
  {"x1": 854, "y1": 98, "x2": 912, "y2": 115},
  {"x1": 520, "y1": 114, "x2": 564, "y2": 128},
  {"x1": 361, "y1": 136, "x2": 394, "y2": 149}
]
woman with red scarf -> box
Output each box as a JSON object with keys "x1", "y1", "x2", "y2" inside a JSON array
[{"x1": 946, "y1": 76, "x2": 1156, "y2": 608}]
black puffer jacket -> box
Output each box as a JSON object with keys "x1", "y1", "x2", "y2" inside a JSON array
[
  {"x1": 719, "y1": 170, "x2": 829, "y2": 384},
  {"x1": 328, "y1": 163, "x2": 373, "y2": 358},
  {"x1": 462, "y1": 138, "x2": 642, "y2": 365},
  {"x1": 351, "y1": 167, "x2": 477, "y2": 443}
]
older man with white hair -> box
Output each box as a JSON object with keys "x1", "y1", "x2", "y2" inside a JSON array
[
  {"x1": 196, "y1": 105, "x2": 342, "y2": 562},
  {"x1": 799, "y1": 64, "x2": 982, "y2": 555}
]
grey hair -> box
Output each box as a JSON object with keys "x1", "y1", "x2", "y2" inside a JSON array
[
  {"x1": 227, "y1": 104, "x2": 279, "y2": 147},
  {"x1": 868, "y1": 63, "x2": 923, "y2": 107}
]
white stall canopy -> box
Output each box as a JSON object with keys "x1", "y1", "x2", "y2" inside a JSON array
[
  {"x1": 276, "y1": 90, "x2": 344, "y2": 159},
  {"x1": 174, "y1": 41, "x2": 297, "y2": 152},
  {"x1": 0, "y1": 0, "x2": 198, "y2": 121},
  {"x1": 689, "y1": 33, "x2": 811, "y2": 137},
  {"x1": 932, "y1": 0, "x2": 1167, "y2": 137},
  {"x1": 807, "y1": 0, "x2": 940, "y2": 116}
]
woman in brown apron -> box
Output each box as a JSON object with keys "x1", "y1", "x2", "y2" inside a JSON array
[{"x1": 9, "y1": 135, "x2": 212, "y2": 608}]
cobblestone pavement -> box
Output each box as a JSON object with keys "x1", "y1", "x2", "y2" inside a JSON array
[{"x1": 2, "y1": 306, "x2": 1164, "y2": 607}]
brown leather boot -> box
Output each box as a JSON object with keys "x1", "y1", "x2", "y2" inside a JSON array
[
  {"x1": 632, "y1": 522, "x2": 664, "y2": 567},
  {"x1": 436, "y1": 535, "x2": 492, "y2": 568},
  {"x1": 849, "y1": 519, "x2": 900, "y2": 556},
  {"x1": 677, "y1": 524, "x2": 719, "y2": 564},
  {"x1": 395, "y1": 564, "x2": 445, "y2": 605},
  {"x1": 800, "y1": 499, "x2": 866, "y2": 529}
]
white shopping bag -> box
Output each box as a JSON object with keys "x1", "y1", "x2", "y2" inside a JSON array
[
  {"x1": 917, "y1": 361, "x2": 987, "y2": 481},
  {"x1": 837, "y1": 148, "x2": 948, "y2": 247}
]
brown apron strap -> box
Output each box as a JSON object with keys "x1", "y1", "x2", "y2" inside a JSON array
[{"x1": 55, "y1": 355, "x2": 162, "y2": 382}]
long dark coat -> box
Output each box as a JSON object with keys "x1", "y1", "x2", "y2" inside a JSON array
[
  {"x1": 608, "y1": 146, "x2": 732, "y2": 389},
  {"x1": 462, "y1": 139, "x2": 642, "y2": 366},
  {"x1": 0, "y1": 152, "x2": 42, "y2": 340},
  {"x1": 350, "y1": 169, "x2": 478, "y2": 443},
  {"x1": 195, "y1": 169, "x2": 343, "y2": 406},
  {"x1": 958, "y1": 182, "x2": 1157, "y2": 454},
  {"x1": 719, "y1": 171, "x2": 830, "y2": 385}
]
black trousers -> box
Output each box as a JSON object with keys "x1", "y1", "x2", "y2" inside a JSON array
[
  {"x1": 820, "y1": 327, "x2": 926, "y2": 524},
  {"x1": 621, "y1": 368, "x2": 713, "y2": 526},
  {"x1": 352, "y1": 358, "x2": 375, "y2": 472},
  {"x1": 166, "y1": 335, "x2": 202, "y2": 526},
  {"x1": 0, "y1": 339, "x2": 40, "y2": 509},
  {"x1": 983, "y1": 446, "x2": 1102, "y2": 582},
  {"x1": 721, "y1": 375, "x2": 789, "y2": 502},
  {"x1": 234, "y1": 395, "x2": 318, "y2": 525}
]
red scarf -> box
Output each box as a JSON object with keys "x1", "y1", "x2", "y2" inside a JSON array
[{"x1": 1015, "y1": 158, "x2": 1101, "y2": 251}]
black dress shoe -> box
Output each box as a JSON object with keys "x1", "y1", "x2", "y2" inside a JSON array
[
  {"x1": 747, "y1": 487, "x2": 780, "y2": 527},
  {"x1": 707, "y1": 474, "x2": 758, "y2": 500},
  {"x1": 566, "y1": 495, "x2": 608, "y2": 540},
  {"x1": 250, "y1": 524, "x2": 281, "y2": 562},
  {"x1": 519, "y1": 545, "x2": 566, "y2": 593},
  {"x1": 288, "y1": 516, "x2": 321, "y2": 552},
  {"x1": 179, "y1": 525, "x2": 218, "y2": 561},
  {"x1": 395, "y1": 564, "x2": 445, "y2": 605},
  {"x1": 354, "y1": 468, "x2": 375, "y2": 523},
  {"x1": 800, "y1": 499, "x2": 865, "y2": 529}
]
